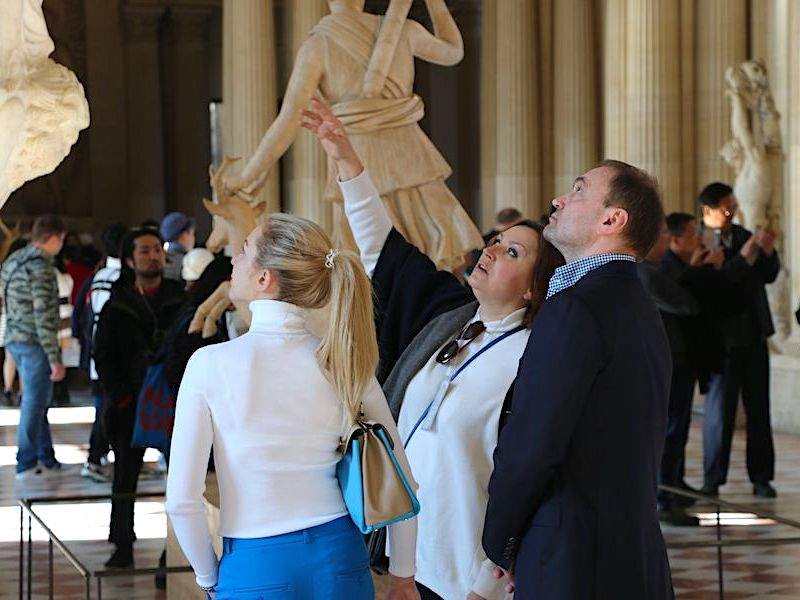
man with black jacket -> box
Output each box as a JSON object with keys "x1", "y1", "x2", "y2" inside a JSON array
[
  {"x1": 651, "y1": 213, "x2": 745, "y2": 522},
  {"x1": 94, "y1": 228, "x2": 185, "y2": 568},
  {"x1": 698, "y1": 183, "x2": 780, "y2": 499}
]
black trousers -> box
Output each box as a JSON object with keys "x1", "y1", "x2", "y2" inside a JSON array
[
  {"x1": 104, "y1": 402, "x2": 145, "y2": 548},
  {"x1": 658, "y1": 363, "x2": 696, "y2": 506},
  {"x1": 703, "y1": 340, "x2": 775, "y2": 486}
]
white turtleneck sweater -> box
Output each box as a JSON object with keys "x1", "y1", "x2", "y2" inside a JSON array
[
  {"x1": 341, "y1": 170, "x2": 526, "y2": 600},
  {"x1": 165, "y1": 299, "x2": 417, "y2": 588}
]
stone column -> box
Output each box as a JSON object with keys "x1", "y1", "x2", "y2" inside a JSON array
[
  {"x1": 285, "y1": 0, "x2": 330, "y2": 230},
  {"x1": 553, "y1": 0, "x2": 599, "y2": 197},
  {"x1": 693, "y1": 0, "x2": 747, "y2": 192},
  {"x1": 622, "y1": 0, "x2": 684, "y2": 214},
  {"x1": 491, "y1": 0, "x2": 540, "y2": 219},
  {"x1": 223, "y1": 0, "x2": 279, "y2": 212},
  {"x1": 479, "y1": 0, "x2": 497, "y2": 230},
  {"x1": 122, "y1": 6, "x2": 166, "y2": 226},
  {"x1": 167, "y1": 7, "x2": 213, "y2": 237},
  {"x1": 601, "y1": 0, "x2": 628, "y2": 163}
]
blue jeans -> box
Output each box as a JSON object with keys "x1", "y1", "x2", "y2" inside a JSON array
[
  {"x1": 7, "y1": 342, "x2": 55, "y2": 473},
  {"x1": 214, "y1": 516, "x2": 373, "y2": 599}
]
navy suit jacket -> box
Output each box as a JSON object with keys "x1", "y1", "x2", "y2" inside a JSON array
[{"x1": 483, "y1": 261, "x2": 674, "y2": 600}]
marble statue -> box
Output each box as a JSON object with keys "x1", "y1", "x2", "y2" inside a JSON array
[
  {"x1": 191, "y1": 158, "x2": 261, "y2": 338},
  {"x1": 223, "y1": 0, "x2": 482, "y2": 271},
  {"x1": 721, "y1": 60, "x2": 791, "y2": 340},
  {"x1": 0, "y1": 0, "x2": 89, "y2": 208},
  {"x1": 720, "y1": 61, "x2": 781, "y2": 231}
]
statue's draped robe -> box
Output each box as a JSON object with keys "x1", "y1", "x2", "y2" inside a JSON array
[{"x1": 313, "y1": 14, "x2": 482, "y2": 270}]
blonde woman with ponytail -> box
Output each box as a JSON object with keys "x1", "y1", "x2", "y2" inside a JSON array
[{"x1": 166, "y1": 215, "x2": 419, "y2": 600}]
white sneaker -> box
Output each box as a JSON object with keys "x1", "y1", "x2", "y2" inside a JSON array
[
  {"x1": 15, "y1": 466, "x2": 43, "y2": 481},
  {"x1": 80, "y1": 462, "x2": 111, "y2": 483}
]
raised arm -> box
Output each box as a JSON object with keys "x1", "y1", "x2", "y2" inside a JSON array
[
  {"x1": 225, "y1": 36, "x2": 324, "y2": 196},
  {"x1": 407, "y1": 0, "x2": 463, "y2": 66},
  {"x1": 302, "y1": 98, "x2": 391, "y2": 275}
]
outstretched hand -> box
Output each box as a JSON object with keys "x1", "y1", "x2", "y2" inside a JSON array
[{"x1": 301, "y1": 97, "x2": 363, "y2": 180}]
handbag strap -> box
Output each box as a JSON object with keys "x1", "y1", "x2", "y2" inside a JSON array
[{"x1": 403, "y1": 325, "x2": 525, "y2": 448}]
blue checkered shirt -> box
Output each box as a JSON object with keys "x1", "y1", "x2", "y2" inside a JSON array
[{"x1": 546, "y1": 253, "x2": 637, "y2": 299}]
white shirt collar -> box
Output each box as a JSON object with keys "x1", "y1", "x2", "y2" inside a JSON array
[
  {"x1": 474, "y1": 306, "x2": 527, "y2": 333},
  {"x1": 248, "y1": 299, "x2": 308, "y2": 334}
]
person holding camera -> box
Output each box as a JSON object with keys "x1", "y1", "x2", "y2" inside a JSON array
[{"x1": 698, "y1": 183, "x2": 780, "y2": 498}]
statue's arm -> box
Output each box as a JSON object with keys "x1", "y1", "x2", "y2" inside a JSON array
[
  {"x1": 408, "y1": 0, "x2": 463, "y2": 66},
  {"x1": 234, "y1": 36, "x2": 324, "y2": 194}
]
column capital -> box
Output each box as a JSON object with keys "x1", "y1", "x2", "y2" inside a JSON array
[{"x1": 121, "y1": 6, "x2": 164, "y2": 44}]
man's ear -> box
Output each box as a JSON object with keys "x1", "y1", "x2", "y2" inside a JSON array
[
  {"x1": 600, "y1": 206, "x2": 629, "y2": 235},
  {"x1": 126, "y1": 257, "x2": 135, "y2": 270}
]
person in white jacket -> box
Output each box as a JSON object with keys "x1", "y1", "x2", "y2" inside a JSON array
[
  {"x1": 165, "y1": 213, "x2": 420, "y2": 599},
  {"x1": 300, "y1": 99, "x2": 564, "y2": 599}
]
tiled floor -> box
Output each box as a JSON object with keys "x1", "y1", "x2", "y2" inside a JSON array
[{"x1": 2, "y1": 390, "x2": 800, "y2": 599}]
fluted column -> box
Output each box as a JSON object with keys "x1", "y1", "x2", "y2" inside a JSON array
[
  {"x1": 479, "y1": 0, "x2": 497, "y2": 229},
  {"x1": 694, "y1": 0, "x2": 747, "y2": 193},
  {"x1": 553, "y1": 0, "x2": 599, "y2": 197},
  {"x1": 286, "y1": 0, "x2": 330, "y2": 230},
  {"x1": 223, "y1": 0, "x2": 279, "y2": 212},
  {"x1": 490, "y1": 1, "x2": 540, "y2": 219},
  {"x1": 122, "y1": 6, "x2": 166, "y2": 225},
  {"x1": 623, "y1": 0, "x2": 684, "y2": 214},
  {"x1": 602, "y1": 0, "x2": 628, "y2": 162}
]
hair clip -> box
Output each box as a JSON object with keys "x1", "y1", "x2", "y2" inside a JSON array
[{"x1": 325, "y1": 249, "x2": 339, "y2": 269}]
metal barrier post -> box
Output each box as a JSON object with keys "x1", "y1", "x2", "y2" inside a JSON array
[
  {"x1": 18, "y1": 505, "x2": 23, "y2": 600},
  {"x1": 48, "y1": 538, "x2": 54, "y2": 600},
  {"x1": 716, "y1": 505, "x2": 724, "y2": 599},
  {"x1": 27, "y1": 512, "x2": 32, "y2": 600}
]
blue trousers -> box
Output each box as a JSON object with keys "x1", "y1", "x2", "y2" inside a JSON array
[
  {"x1": 215, "y1": 516, "x2": 373, "y2": 600},
  {"x1": 7, "y1": 342, "x2": 55, "y2": 473}
]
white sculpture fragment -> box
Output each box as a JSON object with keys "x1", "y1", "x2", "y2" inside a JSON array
[{"x1": 0, "y1": 0, "x2": 90, "y2": 207}]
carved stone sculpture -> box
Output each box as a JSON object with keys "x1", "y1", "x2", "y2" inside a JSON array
[
  {"x1": 223, "y1": 0, "x2": 482, "y2": 271},
  {"x1": 720, "y1": 61, "x2": 781, "y2": 231},
  {"x1": 0, "y1": 0, "x2": 89, "y2": 207},
  {"x1": 191, "y1": 158, "x2": 261, "y2": 338},
  {"x1": 721, "y1": 60, "x2": 790, "y2": 339}
]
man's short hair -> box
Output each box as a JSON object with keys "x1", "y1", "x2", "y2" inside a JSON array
[
  {"x1": 496, "y1": 207, "x2": 523, "y2": 225},
  {"x1": 100, "y1": 223, "x2": 128, "y2": 259},
  {"x1": 698, "y1": 182, "x2": 733, "y2": 207},
  {"x1": 665, "y1": 213, "x2": 696, "y2": 237},
  {"x1": 599, "y1": 160, "x2": 664, "y2": 259},
  {"x1": 31, "y1": 215, "x2": 67, "y2": 243},
  {"x1": 120, "y1": 227, "x2": 163, "y2": 265}
]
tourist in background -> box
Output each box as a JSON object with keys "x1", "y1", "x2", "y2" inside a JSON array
[{"x1": 0, "y1": 216, "x2": 67, "y2": 480}]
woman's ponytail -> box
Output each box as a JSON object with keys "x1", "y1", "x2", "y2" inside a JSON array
[
  {"x1": 316, "y1": 251, "x2": 378, "y2": 428},
  {"x1": 254, "y1": 214, "x2": 378, "y2": 429}
]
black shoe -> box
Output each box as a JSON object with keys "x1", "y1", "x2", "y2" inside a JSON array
[
  {"x1": 104, "y1": 546, "x2": 134, "y2": 569},
  {"x1": 753, "y1": 482, "x2": 777, "y2": 498},
  {"x1": 700, "y1": 483, "x2": 719, "y2": 497},
  {"x1": 658, "y1": 508, "x2": 701, "y2": 527},
  {"x1": 672, "y1": 482, "x2": 698, "y2": 508}
]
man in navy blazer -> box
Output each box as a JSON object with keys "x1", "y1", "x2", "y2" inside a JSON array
[{"x1": 482, "y1": 160, "x2": 674, "y2": 599}]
